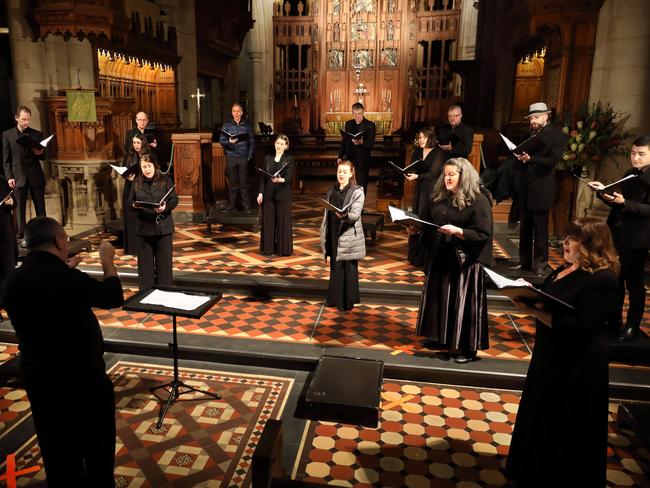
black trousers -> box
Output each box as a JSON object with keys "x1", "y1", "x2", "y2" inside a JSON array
[
  {"x1": 617, "y1": 246, "x2": 648, "y2": 328},
  {"x1": 26, "y1": 375, "x2": 116, "y2": 487},
  {"x1": 227, "y1": 158, "x2": 251, "y2": 209},
  {"x1": 353, "y1": 163, "x2": 369, "y2": 195},
  {"x1": 519, "y1": 209, "x2": 549, "y2": 269},
  {"x1": 15, "y1": 184, "x2": 46, "y2": 237},
  {"x1": 137, "y1": 233, "x2": 173, "y2": 291}
]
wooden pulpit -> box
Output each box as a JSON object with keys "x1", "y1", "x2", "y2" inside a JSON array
[{"x1": 171, "y1": 132, "x2": 218, "y2": 222}]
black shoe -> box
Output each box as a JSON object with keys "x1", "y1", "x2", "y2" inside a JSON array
[
  {"x1": 420, "y1": 340, "x2": 442, "y2": 350},
  {"x1": 616, "y1": 326, "x2": 639, "y2": 342},
  {"x1": 510, "y1": 264, "x2": 532, "y2": 271},
  {"x1": 453, "y1": 352, "x2": 477, "y2": 364}
]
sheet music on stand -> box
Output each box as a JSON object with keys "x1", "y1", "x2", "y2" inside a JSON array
[{"x1": 140, "y1": 289, "x2": 212, "y2": 311}]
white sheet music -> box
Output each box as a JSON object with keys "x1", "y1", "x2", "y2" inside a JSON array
[
  {"x1": 484, "y1": 268, "x2": 531, "y2": 288},
  {"x1": 498, "y1": 132, "x2": 517, "y2": 152},
  {"x1": 109, "y1": 164, "x2": 128, "y2": 175},
  {"x1": 140, "y1": 289, "x2": 211, "y2": 311},
  {"x1": 40, "y1": 134, "x2": 54, "y2": 147}
]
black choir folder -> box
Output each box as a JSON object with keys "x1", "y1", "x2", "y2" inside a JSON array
[
  {"x1": 17, "y1": 133, "x2": 54, "y2": 151},
  {"x1": 499, "y1": 132, "x2": 545, "y2": 155},
  {"x1": 256, "y1": 161, "x2": 288, "y2": 178},
  {"x1": 484, "y1": 268, "x2": 574, "y2": 311},
  {"x1": 340, "y1": 129, "x2": 366, "y2": 141},
  {"x1": 319, "y1": 198, "x2": 352, "y2": 214},
  {"x1": 388, "y1": 159, "x2": 428, "y2": 175},
  {"x1": 134, "y1": 185, "x2": 176, "y2": 208},
  {"x1": 388, "y1": 205, "x2": 439, "y2": 229},
  {"x1": 220, "y1": 128, "x2": 250, "y2": 141}
]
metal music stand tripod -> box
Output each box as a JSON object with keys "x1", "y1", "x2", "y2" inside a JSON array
[{"x1": 123, "y1": 285, "x2": 223, "y2": 429}]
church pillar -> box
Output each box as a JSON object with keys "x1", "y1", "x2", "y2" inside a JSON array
[
  {"x1": 458, "y1": 2, "x2": 478, "y2": 60},
  {"x1": 247, "y1": 51, "x2": 264, "y2": 133}
]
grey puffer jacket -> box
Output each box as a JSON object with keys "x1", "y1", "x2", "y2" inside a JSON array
[{"x1": 320, "y1": 184, "x2": 366, "y2": 261}]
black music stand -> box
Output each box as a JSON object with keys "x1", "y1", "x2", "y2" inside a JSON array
[{"x1": 123, "y1": 285, "x2": 223, "y2": 428}]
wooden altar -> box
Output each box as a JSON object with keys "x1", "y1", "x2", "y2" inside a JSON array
[{"x1": 171, "y1": 132, "x2": 223, "y2": 222}]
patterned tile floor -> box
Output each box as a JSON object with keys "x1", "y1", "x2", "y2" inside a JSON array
[
  {"x1": 292, "y1": 379, "x2": 650, "y2": 488},
  {"x1": 79, "y1": 193, "x2": 511, "y2": 286},
  {"x1": 1, "y1": 361, "x2": 294, "y2": 487},
  {"x1": 96, "y1": 291, "x2": 538, "y2": 360}
]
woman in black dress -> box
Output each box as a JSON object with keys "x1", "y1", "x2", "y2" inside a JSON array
[
  {"x1": 405, "y1": 127, "x2": 444, "y2": 266},
  {"x1": 130, "y1": 153, "x2": 178, "y2": 291},
  {"x1": 414, "y1": 157, "x2": 494, "y2": 363},
  {"x1": 121, "y1": 134, "x2": 151, "y2": 255},
  {"x1": 257, "y1": 134, "x2": 294, "y2": 256},
  {"x1": 0, "y1": 175, "x2": 17, "y2": 290},
  {"x1": 506, "y1": 218, "x2": 619, "y2": 487},
  {"x1": 319, "y1": 160, "x2": 366, "y2": 311}
]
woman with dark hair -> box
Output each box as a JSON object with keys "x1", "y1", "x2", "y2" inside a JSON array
[
  {"x1": 257, "y1": 134, "x2": 294, "y2": 256},
  {"x1": 405, "y1": 126, "x2": 444, "y2": 266},
  {"x1": 506, "y1": 218, "x2": 619, "y2": 487},
  {"x1": 121, "y1": 133, "x2": 151, "y2": 255},
  {"x1": 130, "y1": 153, "x2": 178, "y2": 291},
  {"x1": 320, "y1": 160, "x2": 366, "y2": 311},
  {"x1": 414, "y1": 157, "x2": 494, "y2": 362},
  {"x1": 0, "y1": 174, "x2": 17, "y2": 290}
]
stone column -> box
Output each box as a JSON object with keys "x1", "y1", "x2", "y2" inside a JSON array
[
  {"x1": 576, "y1": 0, "x2": 650, "y2": 218},
  {"x1": 169, "y1": 0, "x2": 198, "y2": 128},
  {"x1": 457, "y1": 1, "x2": 478, "y2": 60},
  {"x1": 247, "y1": 51, "x2": 264, "y2": 133},
  {"x1": 247, "y1": 0, "x2": 274, "y2": 132}
]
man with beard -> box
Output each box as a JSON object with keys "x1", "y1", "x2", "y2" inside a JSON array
[{"x1": 512, "y1": 102, "x2": 568, "y2": 276}]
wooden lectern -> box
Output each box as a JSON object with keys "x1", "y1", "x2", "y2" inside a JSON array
[{"x1": 171, "y1": 132, "x2": 226, "y2": 222}]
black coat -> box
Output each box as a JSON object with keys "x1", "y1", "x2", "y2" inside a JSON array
[
  {"x1": 1, "y1": 251, "x2": 124, "y2": 387},
  {"x1": 258, "y1": 154, "x2": 294, "y2": 202},
  {"x1": 338, "y1": 117, "x2": 376, "y2": 169},
  {"x1": 518, "y1": 124, "x2": 568, "y2": 210},
  {"x1": 506, "y1": 267, "x2": 618, "y2": 487},
  {"x1": 438, "y1": 122, "x2": 474, "y2": 159},
  {"x1": 0, "y1": 176, "x2": 17, "y2": 286},
  {"x1": 2, "y1": 126, "x2": 46, "y2": 187},
  {"x1": 411, "y1": 147, "x2": 444, "y2": 216},
  {"x1": 130, "y1": 176, "x2": 178, "y2": 236},
  {"x1": 599, "y1": 166, "x2": 650, "y2": 250},
  {"x1": 420, "y1": 192, "x2": 495, "y2": 267}
]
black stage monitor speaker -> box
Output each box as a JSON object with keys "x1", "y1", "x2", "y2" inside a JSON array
[{"x1": 304, "y1": 355, "x2": 383, "y2": 428}]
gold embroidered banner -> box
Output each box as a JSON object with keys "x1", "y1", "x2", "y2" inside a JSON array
[{"x1": 66, "y1": 90, "x2": 97, "y2": 122}]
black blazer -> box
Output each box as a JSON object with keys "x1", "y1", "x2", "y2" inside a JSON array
[
  {"x1": 338, "y1": 117, "x2": 376, "y2": 169},
  {"x1": 411, "y1": 147, "x2": 444, "y2": 216},
  {"x1": 1, "y1": 251, "x2": 123, "y2": 386},
  {"x1": 599, "y1": 166, "x2": 650, "y2": 250},
  {"x1": 518, "y1": 123, "x2": 568, "y2": 210},
  {"x1": 130, "y1": 176, "x2": 178, "y2": 236},
  {"x1": 258, "y1": 153, "x2": 294, "y2": 201},
  {"x1": 2, "y1": 126, "x2": 46, "y2": 187},
  {"x1": 438, "y1": 122, "x2": 474, "y2": 159},
  {"x1": 124, "y1": 127, "x2": 158, "y2": 156}
]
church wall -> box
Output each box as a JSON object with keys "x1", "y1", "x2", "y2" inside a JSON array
[
  {"x1": 577, "y1": 0, "x2": 650, "y2": 218},
  {"x1": 171, "y1": 0, "x2": 198, "y2": 128}
]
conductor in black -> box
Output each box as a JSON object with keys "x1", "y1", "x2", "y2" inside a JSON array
[
  {"x1": 338, "y1": 102, "x2": 376, "y2": 194},
  {"x1": 513, "y1": 102, "x2": 568, "y2": 275}
]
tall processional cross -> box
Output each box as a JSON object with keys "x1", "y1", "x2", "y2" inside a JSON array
[{"x1": 190, "y1": 88, "x2": 206, "y2": 131}]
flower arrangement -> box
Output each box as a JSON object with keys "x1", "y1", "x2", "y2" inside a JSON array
[{"x1": 558, "y1": 102, "x2": 632, "y2": 171}]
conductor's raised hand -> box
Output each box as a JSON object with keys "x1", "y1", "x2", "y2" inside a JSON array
[{"x1": 98, "y1": 241, "x2": 116, "y2": 263}]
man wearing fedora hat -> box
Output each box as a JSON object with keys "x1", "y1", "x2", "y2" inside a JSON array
[{"x1": 512, "y1": 102, "x2": 568, "y2": 275}]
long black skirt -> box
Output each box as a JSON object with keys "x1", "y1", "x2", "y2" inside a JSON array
[
  {"x1": 260, "y1": 198, "x2": 293, "y2": 256},
  {"x1": 415, "y1": 241, "x2": 489, "y2": 352},
  {"x1": 122, "y1": 181, "x2": 139, "y2": 255},
  {"x1": 327, "y1": 259, "x2": 360, "y2": 311}
]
